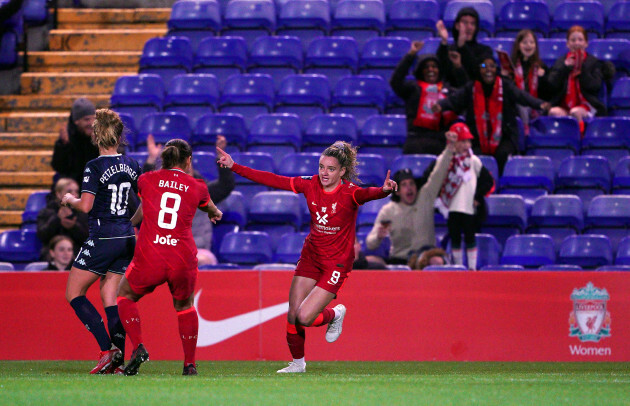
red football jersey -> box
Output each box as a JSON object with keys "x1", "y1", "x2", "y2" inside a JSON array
[{"x1": 134, "y1": 168, "x2": 210, "y2": 268}]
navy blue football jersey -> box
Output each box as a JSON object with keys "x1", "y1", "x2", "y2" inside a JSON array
[{"x1": 81, "y1": 154, "x2": 141, "y2": 238}]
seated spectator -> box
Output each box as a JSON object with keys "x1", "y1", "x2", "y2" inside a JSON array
[
  {"x1": 408, "y1": 246, "x2": 451, "y2": 270},
  {"x1": 51, "y1": 98, "x2": 99, "y2": 187},
  {"x1": 366, "y1": 132, "x2": 458, "y2": 264},
  {"x1": 390, "y1": 41, "x2": 457, "y2": 155},
  {"x1": 36, "y1": 177, "x2": 88, "y2": 259},
  {"x1": 197, "y1": 248, "x2": 218, "y2": 267},
  {"x1": 143, "y1": 134, "x2": 234, "y2": 252},
  {"x1": 353, "y1": 236, "x2": 387, "y2": 270},
  {"x1": 505, "y1": 29, "x2": 552, "y2": 131},
  {"x1": 434, "y1": 123, "x2": 487, "y2": 270},
  {"x1": 548, "y1": 25, "x2": 616, "y2": 129},
  {"x1": 433, "y1": 56, "x2": 550, "y2": 173},
  {"x1": 435, "y1": 7, "x2": 493, "y2": 88},
  {"x1": 46, "y1": 235, "x2": 74, "y2": 271}
]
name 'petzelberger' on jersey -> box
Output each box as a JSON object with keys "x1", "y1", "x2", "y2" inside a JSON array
[{"x1": 99, "y1": 163, "x2": 138, "y2": 184}]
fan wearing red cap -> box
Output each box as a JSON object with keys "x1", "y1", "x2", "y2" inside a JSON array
[{"x1": 435, "y1": 122, "x2": 483, "y2": 270}]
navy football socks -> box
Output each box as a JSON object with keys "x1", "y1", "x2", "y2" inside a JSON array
[
  {"x1": 105, "y1": 305, "x2": 126, "y2": 357},
  {"x1": 70, "y1": 296, "x2": 111, "y2": 352}
]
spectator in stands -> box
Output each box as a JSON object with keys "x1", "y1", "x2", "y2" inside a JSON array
[
  {"x1": 366, "y1": 132, "x2": 458, "y2": 264},
  {"x1": 352, "y1": 236, "x2": 387, "y2": 270},
  {"x1": 547, "y1": 25, "x2": 616, "y2": 129},
  {"x1": 36, "y1": 177, "x2": 88, "y2": 259},
  {"x1": 46, "y1": 235, "x2": 74, "y2": 271},
  {"x1": 408, "y1": 246, "x2": 450, "y2": 270},
  {"x1": 432, "y1": 55, "x2": 551, "y2": 174},
  {"x1": 434, "y1": 123, "x2": 485, "y2": 270},
  {"x1": 390, "y1": 41, "x2": 457, "y2": 155},
  {"x1": 435, "y1": 7, "x2": 493, "y2": 88},
  {"x1": 143, "y1": 133, "x2": 234, "y2": 263},
  {"x1": 506, "y1": 29, "x2": 552, "y2": 131},
  {"x1": 51, "y1": 98, "x2": 99, "y2": 187}
]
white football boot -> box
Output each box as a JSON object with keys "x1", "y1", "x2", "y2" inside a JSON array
[
  {"x1": 276, "y1": 361, "x2": 306, "y2": 373},
  {"x1": 325, "y1": 304, "x2": 346, "y2": 343}
]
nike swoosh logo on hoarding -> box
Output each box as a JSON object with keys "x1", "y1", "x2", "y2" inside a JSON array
[{"x1": 194, "y1": 289, "x2": 289, "y2": 347}]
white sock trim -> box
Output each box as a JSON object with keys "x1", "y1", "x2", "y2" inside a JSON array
[{"x1": 293, "y1": 357, "x2": 305, "y2": 365}]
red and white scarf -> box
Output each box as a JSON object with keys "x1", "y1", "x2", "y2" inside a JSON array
[
  {"x1": 473, "y1": 77, "x2": 503, "y2": 155},
  {"x1": 562, "y1": 51, "x2": 594, "y2": 114},
  {"x1": 514, "y1": 60, "x2": 539, "y2": 98},
  {"x1": 436, "y1": 149, "x2": 472, "y2": 218},
  {"x1": 413, "y1": 81, "x2": 455, "y2": 131}
]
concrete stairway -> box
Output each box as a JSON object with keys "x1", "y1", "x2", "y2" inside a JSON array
[{"x1": 0, "y1": 7, "x2": 169, "y2": 231}]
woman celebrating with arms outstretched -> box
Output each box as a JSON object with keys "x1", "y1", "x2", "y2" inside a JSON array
[{"x1": 217, "y1": 141, "x2": 397, "y2": 373}]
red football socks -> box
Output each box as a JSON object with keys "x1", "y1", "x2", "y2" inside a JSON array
[
  {"x1": 116, "y1": 297, "x2": 143, "y2": 349},
  {"x1": 177, "y1": 307, "x2": 199, "y2": 366},
  {"x1": 311, "y1": 308, "x2": 335, "y2": 327},
  {"x1": 286, "y1": 322, "x2": 305, "y2": 359}
]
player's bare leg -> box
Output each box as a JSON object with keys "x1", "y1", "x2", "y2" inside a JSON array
[
  {"x1": 297, "y1": 287, "x2": 346, "y2": 342},
  {"x1": 174, "y1": 293, "x2": 199, "y2": 376},
  {"x1": 117, "y1": 277, "x2": 149, "y2": 376}
]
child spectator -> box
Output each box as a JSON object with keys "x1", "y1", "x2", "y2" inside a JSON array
[{"x1": 46, "y1": 235, "x2": 74, "y2": 271}]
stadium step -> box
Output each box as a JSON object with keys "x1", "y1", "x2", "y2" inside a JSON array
[
  {"x1": 0, "y1": 133, "x2": 57, "y2": 150},
  {"x1": 0, "y1": 211, "x2": 23, "y2": 228},
  {"x1": 0, "y1": 94, "x2": 110, "y2": 111},
  {"x1": 0, "y1": 172, "x2": 55, "y2": 187},
  {"x1": 49, "y1": 29, "x2": 166, "y2": 51},
  {"x1": 0, "y1": 189, "x2": 49, "y2": 211},
  {"x1": 0, "y1": 112, "x2": 67, "y2": 132},
  {"x1": 56, "y1": 8, "x2": 170, "y2": 29},
  {"x1": 0, "y1": 151, "x2": 52, "y2": 172},
  {"x1": 27, "y1": 52, "x2": 140, "y2": 73},
  {"x1": 20, "y1": 72, "x2": 126, "y2": 95}
]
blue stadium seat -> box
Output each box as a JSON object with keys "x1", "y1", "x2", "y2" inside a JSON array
[
  {"x1": 23, "y1": 0, "x2": 48, "y2": 26},
  {"x1": 222, "y1": 0, "x2": 276, "y2": 48},
  {"x1": 247, "y1": 36, "x2": 303, "y2": 88},
  {"x1": 538, "y1": 264, "x2": 583, "y2": 271},
  {"x1": 475, "y1": 233, "x2": 501, "y2": 269},
  {"x1": 596, "y1": 265, "x2": 630, "y2": 271},
  {"x1": 219, "y1": 231, "x2": 273, "y2": 264},
  {"x1": 0, "y1": 262, "x2": 15, "y2": 271},
  {"x1": 359, "y1": 37, "x2": 410, "y2": 79},
  {"x1": 199, "y1": 263, "x2": 243, "y2": 270},
  {"x1": 386, "y1": 0, "x2": 439, "y2": 40},
  {"x1": 139, "y1": 37, "x2": 193, "y2": 85},
  {"x1": 480, "y1": 264, "x2": 525, "y2": 271},
  {"x1": 581, "y1": 149, "x2": 629, "y2": 172},
  {"x1": 248, "y1": 113, "x2": 301, "y2": 150},
  {"x1": 558, "y1": 234, "x2": 613, "y2": 268},
  {"x1": 0, "y1": 230, "x2": 41, "y2": 263},
  {"x1": 217, "y1": 191, "x2": 246, "y2": 226},
  {"x1": 330, "y1": 75, "x2": 387, "y2": 128},
  {"x1": 246, "y1": 145, "x2": 295, "y2": 172},
  {"x1": 127, "y1": 152, "x2": 148, "y2": 169},
  {"x1": 609, "y1": 78, "x2": 630, "y2": 117},
  {"x1": 538, "y1": 38, "x2": 567, "y2": 67},
  {"x1": 357, "y1": 231, "x2": 390, "y2": 259},
  {"x1": 606, "y1": 1, "x2": 630, "y2": 39},
  {"x1": 193, "y1": 112, "x2": 247, "y2": 151},
  {"x1": 137, "y1": 112, "x2": 192, "y2": 150},
  {"x1": 331, "y1": 0, "x2": 385, "y2": 49},
  {"x1": 481, "y1": 195, "x2": 527, "y2": 247},
  {"x1": 167, "y1": 0, "x2": 221, "y2": 51},
  {"x1": 480, "y1": 38, "x2": 514, "y2": 55},
  {"x1": 391, "y1": 154, "x2": 435, "y2": 178},
  {"x1": 274, "y1": 231, "x2": 307, "y2": 263},
  {"x1": 117, "y1": 113, "x2": 138, "y2": 148},
  {"x1": 356, "y1": 197, "x2": 389, "y2": 227},
  {"x1": 612, "y1": 156, "x2": 630, "y2": 194},
  {"x1": 386, "y1": 264, "x2": 411, "y2": 270},
  {"x1": 192, "y1": 151, "x2": 218, "y2": 180},
  {"x1": 501, "y1": 234, "x2": 556, "y2": 268},
  {"x1": 252, "y1": 263, "x2": 296, "y2": 270},
  {"x1": 193, "y1": 37, "x2": 247, "y2": 85},
  {"x1": 527, "y1": 195, "x2": 584, "y2": 249},
  {"x1": 304, "y1": 37, "x2": 359, "y2": 89},
  {"x1": 526, "y1": 148, "x2": 575, "y2": 172},
  {"x1": 275, "y1": 74, "x2": 330, "y2": 128},
  {"x1": 24, "y1": 261, "x2": 49, "y2": 271},
  {"x1": 443, "y1": 0, "x2": 495, "y2": 38},
  {"x1": 0, "y1": 31, "x2": 18, "y2": 68},
  {"x1": 551, "y1": 0, "x2": 604, "y2": 38},
  {"x1": 248, "y1": 191, "x2": 302, "y2": 227},
  {"x1": 528, "y1": 117, "x2": 581, "y2": 152},
  {"x1": 276, "y1": 0, "x2": 330, "y2": 51},
  {"x1": 277, "y1": 152, "x2": 320, "y2": 177},
  {"x1": 479, "y1": 155, "x2": 499, "y2": 185},
  {"x1": 615, "y1": 236, "x2": 630, "y2": 265},
  {"x1": 500, "y1": 156, "x2": 554, "y2": 192},
  {"x1": 356, "y1": 153, "x2": 386, "y2": 186},
  {"x1": 583, "y1": 117, "x2": 630, "y2": 149},
  {"x1": 246, "y1": 224, "x2": 295, "y2": 250},
  {"x1": 164, "y1": 74, "x2": 219, "y2": 126},
  {"x1": 556, "y1": 156, "x2": 611, "y2": 192},
  {"x1": 21, "y1": 191, "x2": 48, "y2": 224},
  {"x1": 423, "y1": 265, "x2": 468, "y2": 271},
  {"x1": 496, "y1": 0, "x2": 549, "y2": 37},
  {"x1": 231, "y1": 152, "x2": 275, "y2": 184},
  {"x1": 219, "y1": 74, "x2": 275, "y2": 128},
  {"x1": 110, "y1": 74, "x2": 165, "y2": 129},
  {"x1": 210, "y1": 224, "x2": 240, "y2": 254},
  {"x1": 588, "y1": 39, "x2": 630, "y2": 72},
  {"x1": 359, "y1": 114, "x2": 406, "y2": 147},
  {"x1": 304, "y1": 113, "x2": 358, "y2": 146},
  {"x1": 584, "y1": 195, "x2": 630, "y2": 251}
]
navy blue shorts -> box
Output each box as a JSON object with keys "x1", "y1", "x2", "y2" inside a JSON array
[{"x1": 73, "y1": 235, "x2": 136, "y2": 276}]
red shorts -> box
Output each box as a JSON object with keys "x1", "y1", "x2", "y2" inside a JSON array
[
  {"x1": 295, "y1": 255, "x2": 351, "y2": 295},
  {"x1": 125, "y1": 259, "x2": 198, "y2": 301}
]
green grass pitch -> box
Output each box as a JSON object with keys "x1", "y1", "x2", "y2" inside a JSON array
[{"x1": 1, "y1": 361, "x2": 629, "y2": 405}]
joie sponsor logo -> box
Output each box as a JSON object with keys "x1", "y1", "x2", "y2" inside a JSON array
[
  {"x1": 568, "y1": 282, "x2": 612, "y2": 356},
  {"x1": 153, "y1": 234, "x2": 179, "y2": 246}
]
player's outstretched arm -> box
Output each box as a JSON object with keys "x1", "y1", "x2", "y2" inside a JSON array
[
  {"x1": 61, "y1": 192, "x2": 95, "y2": 213},
  {"x1": 353, "y1": 170, "x2": 398, "y2": 205},
  {"x1": 200, "y1": 199, "x2": 223, "y2": 224},
  {"x1": 382, "y1": 170, "x2": 398, "y2": 193},
  {"x1": 216, "y1": 146, "x2": 295, "y2": 191}
]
